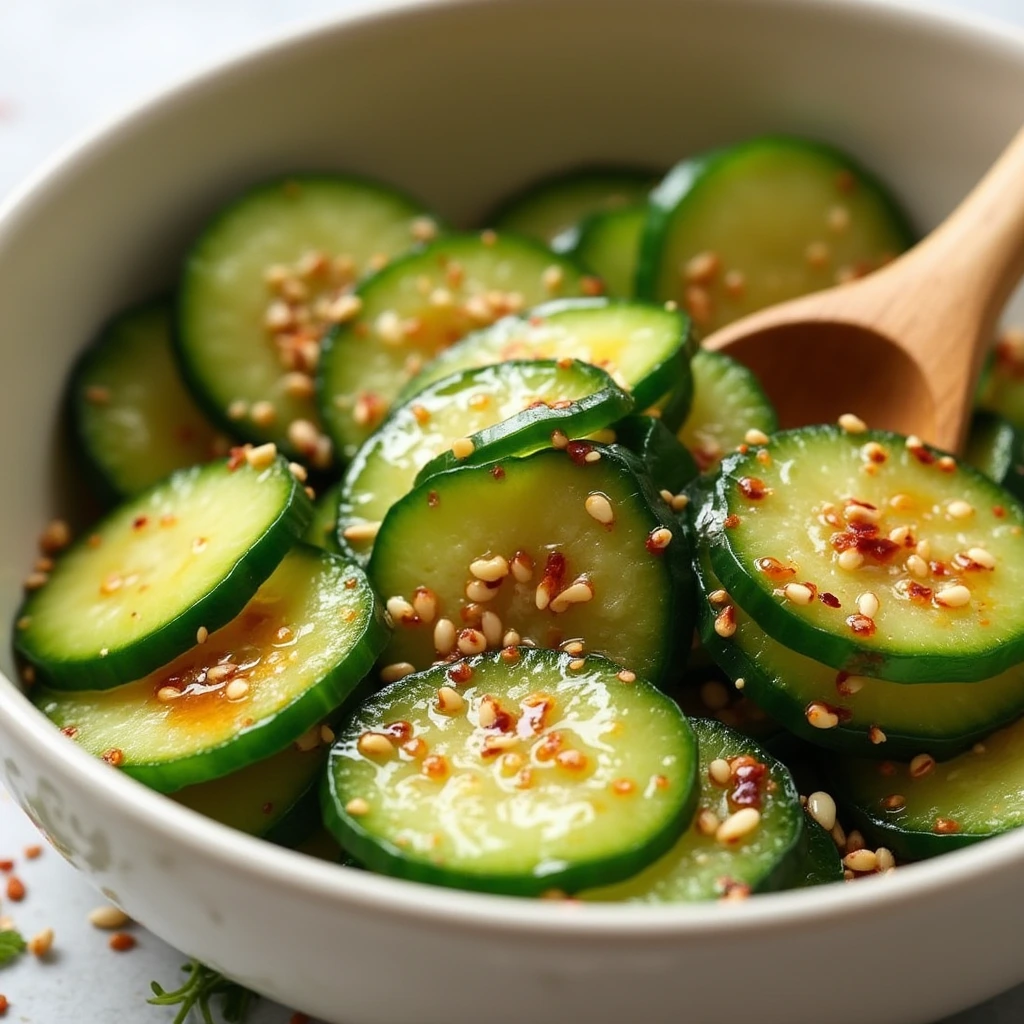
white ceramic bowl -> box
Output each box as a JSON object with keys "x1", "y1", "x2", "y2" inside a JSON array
[{"x1": 3, "y1": 1, "x2": 1024, "y2": 1021}]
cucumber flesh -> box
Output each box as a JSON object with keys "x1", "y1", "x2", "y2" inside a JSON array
[
  {"x1": 707, "y1": 426, "x2": 1024, "y2": 683},
  {"x1": 304, "y1": 482, "x2": 342, "y2": 553},
  {"x1": 16, "y1": 455, "x2": 312, "y2": 691},
  {"x1": 490, "y1": 168, "x2": 654, "y2": 249},
  {"x1": 400, "y1": 298, "x2": 691, "y2": 415},
  {"x1": 178, "y1": 175, "x2": 436, "y2": 461},
  {"x1": 572, "y1": 205, "x2": 647, "y2": 298},
  {"x1": 793, "y1": 816, "x2": 844, "y2": 887},
  {"x1": 339, "y1": 359, "x2": 632, "y2": 563},
  {"x1": 679, "y1": 350, "x2": 778, "y2": 472},
  {"x1": 32, "y1": 546, "x2": 388, "y2": 792},
  {"x1": 831, "y1": 715, "x2": 1024, "y2": 859},
  {"x1": 71, "y1": 299, "x2": 227, "y2": 499},
  {"x1": 174, "y1": 743, "x2": 327, "y2": 844},
  {"x1": 583, "y1": 717, "x2": 803, "y2": 902},
  {"x1": 612, "y1": 414, "x2": 699, "y2": 499},
  {"x1": 318, "y1": 233, "x2": 591, "y2": 459},
  {"x1": 636, "y1": 136, "x2": 913, "y2": 337},
  {"x1": 692, "y1": 536, "x2": 1024, "y2": 757},
  {"x1": 368, "y1": 445, "x2": 693, "y2": 687},
  {"x1": 322, "y1": 648, "x2": 698, "y2": 895}
]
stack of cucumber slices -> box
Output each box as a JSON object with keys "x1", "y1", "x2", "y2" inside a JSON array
[{"x1": 17, "y1": 134, "x2": 1024, "y2": 900}]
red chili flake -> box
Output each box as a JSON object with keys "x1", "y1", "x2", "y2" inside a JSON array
[
  {"x1": 226, "y1": 446, "x2": 248, "y2": 471},
  {"x1": 23, "y1": 846, "x2": 41, "y2": 860},
  {"x1": 831, "y1": 530, "x2": 899, "y2": 563},
  {"x1": 728, "y1": 758, "x2": 767, "y2": 810},
  {"x1": 427, "y1": 490, "x2": 440, "y2": 508},
  {"x1": 847, "y1": 614, "x2": 876, "y2": 637},
  {"x1": 736, "y1": 444, "x2": 750, "y2": 455},
  {"x1": 878, "y1": 761, "x2": 897, "y2": 777},
  {"x1": 994, "y1": 505, "x2": 1006, "y2": 518},
  {"x1": 723, "y1": 514, "x2": 741, "y2": 529},
  {"x1": 0, "y1": 860, "x2": 12, "y2": 873},
  {"x1": 836, "y1": 170, "x2": 857, "y2": 193},
  {"x1": 820, "y1": 592, "x2": 841, "y2": 608},
  {"x1": 109, "y1": 933, "x2": 137, "y2": 953},
  {"x1": 581, "y1": 276, "x2": 604, "y2": 296},
  {"x1": 344, "y1": 577, "x2": 358, "y2": 590},
  {"x1": 935, "y1": 818, "x2": 961, "y2": 835},
  {"x1": 737, "y1": 476, "x2": 769, "y2": 500},
  {"x1": 518, "y1": 694, "x2": 554, "y2": 737},
  {"x1": 565, "y1": 440, "x2": 596, "y2": 466},
  {"x1": 535, "y1": 731, "x2": 565, "y2": 762},
  {"x1": 906, "y1": 581, "x2": 933, "y2": 603},
  {"x1": 693, "y1": 445, "x2": 720, "y2": 472},
  {"x1": 5, "y1": 876, "x2": 25, "y2": 901},
  {"x1": 101, "y1": 748, "x2": 125, "y2": 766},
  {"x1": 908, "y1": 443, "x2": 936, "y2": 466},
  {"x1": 717, "y1": 877, "x2": 752, "y2": 900},
  {"x1": 801, "y1": 581, "x2": 819, "y2": 600},
  {"x1": 448, "y1": 662, "x2": 473, "y2": 684},
  {"x1": 382, "y1": 720, "x2": 413, "y2": 743},
  {"x1": 490, "y1": 465, "x2": 506, "y2": 480},
  {"x1": 538, "y1": 552, "x2": 567, "y2": 599},
  {"x1": 132, "y1": 516, "x2": 149, "y2": 530},
  {"x1": 929, "y1": 561, "x2": 949, "y2": 577},
  {"x1": 754, "y1": 556, "x2": 796, "y2": 581},
  {"x1": 0, "y1": 993, "x2": 8, "y2": 1016},
  {"x1": 60, "y1": 725, "x2": 79, "y2": 739},
  {"x1": 500, "y1": 645, "x2": 520, "y2": 664}
]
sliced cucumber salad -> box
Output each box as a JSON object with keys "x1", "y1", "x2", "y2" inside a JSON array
[{"x1": 26, "y1": 133, "x2": 1024, "y2": 903}]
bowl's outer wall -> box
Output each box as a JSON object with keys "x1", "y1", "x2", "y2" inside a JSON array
[{"x1": 2, "y1": 1, "x2": 1024, "y2": 1021}]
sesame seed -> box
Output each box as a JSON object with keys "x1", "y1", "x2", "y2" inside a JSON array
[
  {"x1": 648, "y1": 527, "x2": 673, "y2": 550},
  {"x1": 320, "y1": 725, "x2": 335, "y2": 744},
  {"x1": 888, "y1": 525, "x2": 912, "y2": 545},
  {"x1": 671, "y1": 493, "x2": 690, "y2": 512},
  {"x1": 294, "y1": 726, "x2": 321, "y2": 752},
  {"x1": 805, "y1": 241, "x2": 830, "y2": 268},
  {"x1": 966, "y1": 546, "x2": 996, "y2": 569},
  {"x1": 466, "y1": 579, "x2": 500, "y2": 603},
  {"x1": 890, "y1": 493, "x2": 914, "y2": 511},
  {"x1": 906, "y1": 554, "x2": 929, "y2": 578},
  {"x1": 684, "y1": 250, "x2": 720, "y2": 284},
  {"x1": 723, "y1": 269, "x2": 746, "y2": 297},
  {"x1": 684, "y1": 285, "x2": 712, "y2": 325},
  {"x1": 935, "y1": 818, "x2": 961, "y2": 834},
  {"x1": 28, "y1": 928, "x2": 54, "y2": 958},
  {"x1": 876, "y1": 847, "x2": 896, "y2": 872},
  {"x1": 434, "y1": 618, "x2": 456, "y2": 655},
  {"x1": 481, "y1": 610, "x2": 503, "y2": 647},
  {"x1": 345, "y1": 798, "x2": 370, "y2": 816},
  {"x1": 807, "y1": 791, "x2": 837, "y2": 831},
  {"x1": 708, "y1": 758, "x2": 732, "y2": 785},
  {"x1": 39, "y1": 519, "x2": 71, "y2": 554},
  {"x1": 935, "y1": 584, "x2": 971, "y2": 608},
  {"x1": 410, "y1": 216, "x2": 438, "y2": 243},
  {"x1": 827, "y1": 205, "x2": 851, "y2": 233},
  {"x1": 844, "y1": 849, "x2": 878, "y2": 873},
  {"x1": 617, "y1": 669, "x2": 636, "y2": 683},
  {"x1": 207, "y1": 662, "x2": 239, "y2": 684},
  {"x1": 437, "y1": 686, "x2": 465, "y2": 713},
  {"x1": 451, "y1": 437, "x2": 475, "y2": 460},
  {"x1": 88, "y1": 905, "x2": 130, "y2": 930},
  {"x1": 868, "y1": 725, "x2": 887, "y2": 745},
  {"x1": 196, "y1": 626, "x2": 208, "y2": 644},
  {"x1": 342, "y1": 521, "x2": 381, "y2": 542},
  {"x1": 846, "y1": 830, "x2": 866, "y2": 853},
  {"x1": 837, "y1": 674, "x2": 867, "y2": 695},
  {"x1": 700, "y1": 680, "x2": 730, "y2": 711},
  {"x1": 511, "y1": 551, "x2": 534, "y2": 583},
  {"x1": 550, "y1": 579, "x2": 595, "y2": 613},
  {"x1": 584, "y1": 493, "x2": 614, "y2": 525},
  {"x1": 23, "y1": 571, "x2": 48, "y2": 591},
  {"x1": 502, "y1": 630, "x2": 521, "y2": 647},
  {"x1": 806, "y1": 703, "x2": 840, "y2": 729},
  {"x1": 380, "y1": 662, "x2": 415, "y2": 684},
  {"x1": 358, "y1": 733, "x2": 395, "y2": 758},
  {"x1": 709, "y1": 589, "x2": 730, "y2": 605},
  {"x1": 542, "y1": 265, "x2": 565, "y2": 291},
  {"x1": 224, "y1": 678, "x2": 250, "y2": 701},
  {"x1": 947, "y1": 500, "x2": 974, "y2": 519},
  {"x1": 551, "y1": 430, "x2": 569, "y2": 449},
  {"x1": 245, "y1": 442, "x2": 278, "y2": 470},
  {"x1": 744, "y1": 428, "x2": 770, "y2": 445},
  {"x1": 783, "y1": 582, "x2": 814, "y2": 606},
  {"x1": 735, "y1": 677, "x2": 746, "y2": 690},
  {"x1": 716, "y1": 808, "x2": 761, "y2": 844},
  {"x1": 281, "y1": 371, "x2": 316, "y2": 399},
  {"x1": 882, "y1": 794, "x2": 906, "y2": 811},
  {"x1": 909, "y1": 753, "x2": 936, "y2": 778},
  {"x1": 714, "y1": 605, "x2": 736, "y2": 638},
  {"x1": 386, "y1": 596, "x2": 416, "y2": 623},
  {"x1": 250, "y1": 400, "x2": 277, "y2": 427},
  {"x1": 696, "y1": 809, "x2": 721, "y2": 836},
  {"x1": 469, "y1": 556, "x2": 510, "y2": 581},
  {"x1": 457, "y1": 629, "x2": 487, "y2": 655},
  {"x1": 857, "y1": 592, "x2": 880, "y2": 618}
]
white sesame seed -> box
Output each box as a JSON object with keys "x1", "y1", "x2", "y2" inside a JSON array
[
  {"x1": 839, "y1": 675, "x2": 868, "y2": 695},
  {"x1": 807, "y1": 791, "x2": 837, "y2": 832},
  {"x1": 827, "y1": 205, "x2": 851, "y2": 233},
  {"x1": 584, "y1": 493, "x2": 615, "y2": 525},
  {"x1": 909, "y1": 753, "x2": 936, "y2": 778},
  {"x1": 936, "y1": 584, "x2": 971, "y2": 608},
  {"x1": 783, "y1": 583, "x2": 814, "y2": 606},
  {"x1": 714, "y1": 606, "x2": 736, "y2": 638},
  {"x1": 806, "y1": 703, "x2": 840, "y2": 729},
  {"x1": 511, "y1": 552, "x2": 534, "y2": 583},
  {"x1": 250, "y1": 400, "x2": 277, "y2": 427},
  {"x1": 967, "y1": 546, "x2": 996, "y2": 569},
  {"x1": 457, "y1": 629, "x2": 487, "y2": 655},
  {"x1": 844, "y1": 849, "x2": 878, "y2": 873},
  {"x1": 876, "y1": 847, "x2": 896, "y2": 872},
  {"x1": 716, "y1": 808, "x2": 761, "y2": 844},
  {"x1": 433, "y1": 617, "x2": 456, "y2": 655},
  {"x1": 550, "y1": 579, "x2": 595, "y2": 613},
  {"x1": 481, "y1": 610, "x2": 503, "y2": 647},
  {"x1": 744, "y1": 428, "x2": 770, "y2": 445},
  {"x1": 469, "y1": 556, "x2": 510, "y2": 582},
  {"x1": 838, "y1": 548, "x2": 864, "y2": 571},
  {"x1": 671, "y1": 493, "x2": 689, "y2": 512},
  {"x1": 281, "y1": 371, "x2": 316, "y2": 399},
  {"x1": 869, "y1": 725, "x2": 887, "y2": 745},
  {"x1": 542, "y1": 265, "x2": 565, "y2": 291},
  {"x1": 649, "y1": 528, "x2": 673, "y2": 550},
  {"x1": 947, "y1": 500, "x2": 974, "y2": 519},
  {"x1": 684, "y1": 250, "x2": 720, "y2": 284},
  {"x1": 156, "y1": 686, "x2": 179, "y2": 703},
  {"x1": 915, "y1": 539, "x2": 931, "y2": 559},
  {"x1": 451, "y1": 437, "x2": 475, "y2": 460},
  {"x1": 411, "y1": 216, "x2": 439, "y2": 243},
  {"x1": 225, "y1": 679, "x2": 250, "y2": 700},
  {"x1": 838, "y1": 413, "x2": 867, "y2": 433},
  {"x1": 696, "y1": 809, "x2": 721, "y2": 836},
  {"x1": 502, "y1": 630, "x2": 521, "y2": 646},
  {"x1": 735, "y1": 677, "x2": 746, "y2": 690},
  {"x1": 906, "y1": 554, "x2": 929, "y2": 579},
  {"x1": 709, "y1": 589, "x2": 729, "y2": 605},
  {"x1": 888, "y1": 525, "x2": 912, "y2": 545},
  {"x1": 890, "y1": 493, "x2": 914, "y2": 511},
  {"x1": 466, "y1": 579, "x2": 500, "y2": 603},
  {"x1": 358, "y1": 733, "x2": 395, "y2": 758},
  {"x1": 437, "y1": 686, "x2": 465, "y2": 713},
  {"x1": 386, "y1": 596, "x2": 417, "y2": 623},
  {"x1": 708, "y1": 759, "x2": 732, "y2": 785},
  {"x1": 288, "y1": 461, "x2": 308, "y2": 482},
  {"x1": 380, "y1": 662, "x2": 415, "y2": 684},
  {"x1": 345, "y1": 797, "x2": 370, "y2": 816},
  {"x1": 342, "y1": 521, "x2": 381, "y2": 542},
  {"x1": 206, "y1": 663, "x2": 238, "y2": 684},
  {"x1": 245, "y1": 442, "x2": 278, "y2": 470},
  {"x1": 551, "y1": 430, "x2": 569, "y2": 449},
  {"x1": 412, "y1": 588, "x2": 438, "y2": 624},
  {"x1": 196, "y1": 626, "x2": 208, "y2": 644},
  {"x1": 857, "y1": 592, "x2": 880, "y2": 618},
  {"x1": 88, "y1": 905, "x2": 130, "y2": 930}
]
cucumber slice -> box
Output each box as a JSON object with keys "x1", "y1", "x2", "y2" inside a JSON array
[
  {"x1": 178, "y1": 175, "x2": 437, "y2": 460},
  {"x1": 674, "y1": 673, "x2": 782, "y2": 745},
  {"x1": 305, "y1": 482, "x2": 342, "y2": 553},
  {"x1": 977, "y1": 329, "x2": 1024, "y2": 430},
  {"x1": 693, "y1": 536, "x2": 1024, "y2": 757},
  {"x1": 322, "y1": 648, "x2": 698, "y2": 896},
  {"x1": 489, "y1": 167, "x2": 654, "y2": 250},
  {"x1": 830, "y1": 718, "x2": 1024, "y2": 860},
  {"x1": 399, "y1": 298, "x2": 692, "y2": 416},
  {"x1": 613, "y1": 414, "x2": 699, "y2": 499},
  {"x1": 15, "y1": 455, "x2": 312, "y2": 691},
  {"x1": 707, "y1": 426, "x2": 1024, "y2": 683},
  {"x1": 572, "y1": 206, "x2": 647, "y2": 298},
  {"x1": 793, "y1": 816, "x2": 844, "y2": 887},
  {"x1": 317, "y1": 233, "x2": 592, "y2": 459},
  {"x1": 33, "y1": 546, "x2": 388, "y2": 792},
  {"x1": 369, "y1": 445, "x2": 693, "y2": 687},
  {"x1": 636, "y1": 137, "x2": 914, "y2": 336},
  {"x1": 584, "y1": 718, "x2": 803, "y2": 902},
  {"x1": 965, "y1": 411, "x2": 1024, "y2": 501},
  {"x1": 71, "y1": 299, "x2": 227, "y2": 499},
  {"x1": 338, "y1": 360, "x2": 632, "y2": 563},
  {"x1": 174, "y1": 742, "x2": 327, "y2": 845},
  {"x1": 679, "y1": 350, "x2": 778, "y2": 472}
]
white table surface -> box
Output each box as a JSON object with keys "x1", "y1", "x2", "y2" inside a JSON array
[{"x1": 3, "y1": 1, "x2": 1024, "y2": 1021}]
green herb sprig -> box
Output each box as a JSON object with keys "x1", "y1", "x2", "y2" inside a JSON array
[{"x1": 148, "y1": 958, "x2": 257, "y2": 1024}]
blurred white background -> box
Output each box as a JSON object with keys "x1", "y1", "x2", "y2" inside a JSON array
[{"x1": 2, "y1": 1, "x2": 1024, "y2": 1021}]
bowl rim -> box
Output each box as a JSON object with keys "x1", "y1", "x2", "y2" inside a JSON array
[{"x1": 4, "y1": 0, "x2": 1024, "y2": 939}]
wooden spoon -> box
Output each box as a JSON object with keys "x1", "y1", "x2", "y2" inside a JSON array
[{"x1": 702, "y1": 126, "x2": 1024, "y2": 453}]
